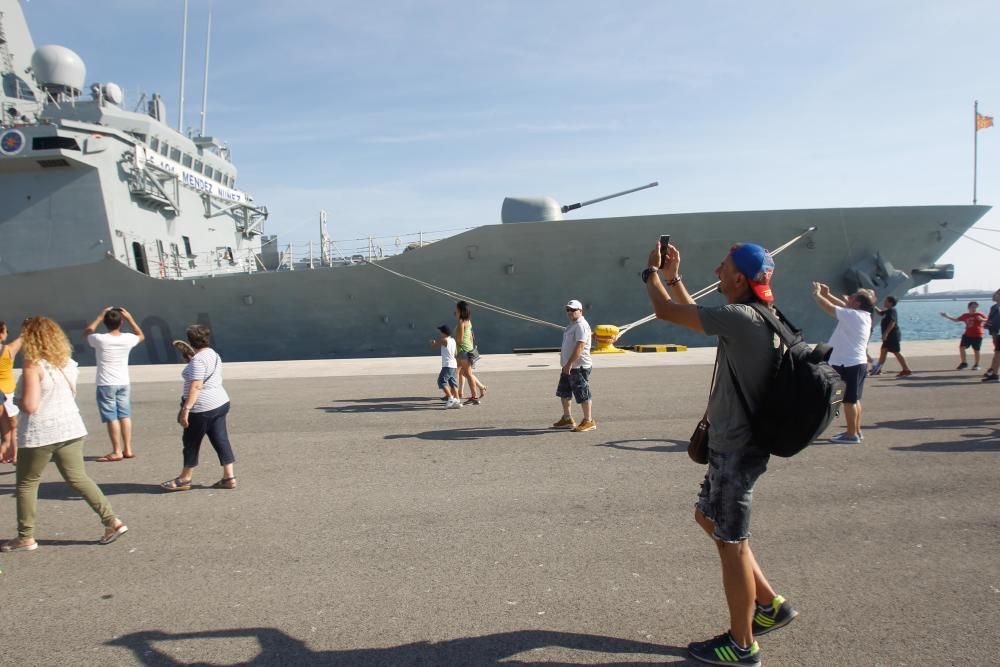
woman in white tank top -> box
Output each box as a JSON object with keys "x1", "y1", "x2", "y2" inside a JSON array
[{"x1": 0, "y1": 317, "x2": 128, "y2": 552}]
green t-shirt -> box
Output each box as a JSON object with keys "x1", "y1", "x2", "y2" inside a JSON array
[{"x1": 457, "y1": 321, "x2": 474, "y2": 352}]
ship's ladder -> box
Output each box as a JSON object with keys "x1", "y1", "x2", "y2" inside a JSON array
[{"x1": 365, "y1": 227, "x2": 816, "y2": 339}]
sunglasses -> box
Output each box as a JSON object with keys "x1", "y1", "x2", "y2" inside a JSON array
[{"x1": 565, "y1": 308, "x2": 579, "y2": 312}]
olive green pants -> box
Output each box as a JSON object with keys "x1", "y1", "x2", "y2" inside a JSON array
[{"x1": 15, "y1": 437, "x2": 117, "y2": 539}]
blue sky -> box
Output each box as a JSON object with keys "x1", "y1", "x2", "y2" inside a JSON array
[{"x1": 24, "y1": 0, "x2": 1000, "y2": 289}]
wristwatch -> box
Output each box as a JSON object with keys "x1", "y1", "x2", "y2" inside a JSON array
[{"x1": 641, "y1": 267, "x2": 658, "y2": 283}]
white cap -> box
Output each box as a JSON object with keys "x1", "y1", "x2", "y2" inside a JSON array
[{"x1": 565, "y1": 299, "x2": 583, "y2": 310}]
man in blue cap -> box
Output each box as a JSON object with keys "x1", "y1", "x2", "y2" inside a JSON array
[{"x1": 642, "y1": 241, "x2": 797, "y2": 666}]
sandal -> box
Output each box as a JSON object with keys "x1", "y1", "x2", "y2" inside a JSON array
[
  {"x1": 99, "y1": 523, "x2": 128, "y2": 545},
  {"x1": 160, "y1": 477, "x2": 192, "y2": 492},
  {"x1": 211, "y1": 477, "x2": 237, "y2": 489},
  {"x1": 0, "y1": 538, "x2": 38, "y2": 552},
  {"x1": 96, "y1": 453, "x2": 124, "y2": 462}
]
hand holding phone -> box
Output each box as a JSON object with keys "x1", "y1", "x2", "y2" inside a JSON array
[{"x1": 659, "y1": 235, "x2": 671, "y2": 267}]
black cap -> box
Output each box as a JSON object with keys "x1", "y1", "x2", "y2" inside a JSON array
[{"x1": 438, "y1": 324, "x2": 451, "y2": 336}]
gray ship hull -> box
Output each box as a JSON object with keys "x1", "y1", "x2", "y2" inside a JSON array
[{"x1": 2, "y1": 204, "x2": 989, "y2": 364}]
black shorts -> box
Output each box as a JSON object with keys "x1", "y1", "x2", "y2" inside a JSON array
[
  {"x1": 960, "y1": 335, "x2": 983, "y2": 351},
  {"x1": 881, "y1": 335, "x2": 901, "y2": 354},
  {"x1": 834, "y1": 363, "x2": 867, "y2": 404},
  {"x1": 993, "y1": 333, "x2": 1000, "y2": 352}
]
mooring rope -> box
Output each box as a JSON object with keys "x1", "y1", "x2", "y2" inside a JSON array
[
  {"x1": 367, "y1": 227, "x2": 817, "y2": 337},
  {"x1": 364, "y1": 260, "x2": 565, "y2": 330},
  {"x1": 942, "y1": 229, "x2": 1000, "y2": 254}
]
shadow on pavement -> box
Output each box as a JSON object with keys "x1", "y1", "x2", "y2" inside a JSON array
[
  {"x1": 891, "y1": 438, "x2": 1000, "y2": 453},
  {"x1": 318, "y1": 396, "x2": 445, "y2": 413},
  {"x1": 870, "y1": 417, "x2": 1000, "y2": 432},
  {"x1": 875, "y1": 380, "x2": 982, "y2": 389},
  {"x1": 385, "y1": 427, "x2": 555, "y2": 442},
  {"x1": 597, "y1": 439, "x2": 688, "y2": 453},
  {"x1": 106, "y1": 627, "x2": 688, "y2": 666},
  {"x1": 0, "y1": 481, "x2": 168, "y2": 500},
  {"x1": 867, "y1": 416, "x2": 1000, "y2": 453}
]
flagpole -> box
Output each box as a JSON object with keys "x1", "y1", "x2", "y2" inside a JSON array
[{"x1": 974, "y1": 100, "x2": 979, "y2": 205}]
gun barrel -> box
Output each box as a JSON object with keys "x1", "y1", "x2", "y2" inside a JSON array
[{"x1": 561, "y1": 181, "x2": 659, "y2": 214}]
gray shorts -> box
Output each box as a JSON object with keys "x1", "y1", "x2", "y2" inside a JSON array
[{"x1": 696, "y1": 445, "x2": 770, "y2": 543}]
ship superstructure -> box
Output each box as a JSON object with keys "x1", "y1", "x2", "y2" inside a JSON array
[{"x1": 0, "y1": 0, "x2": 265, "y2": 281}]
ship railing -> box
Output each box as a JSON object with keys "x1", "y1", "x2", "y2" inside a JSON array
[
  {"x1": 147, "y1": 225, "x2": 476, "y2": 279},
  {"x1": 263, "y1": 226, "x2": 476, "y2": 271}
]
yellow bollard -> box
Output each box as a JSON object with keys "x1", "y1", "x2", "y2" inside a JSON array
[{"x1": 592, "y1": 324, "x2": 627, "y2": 354}]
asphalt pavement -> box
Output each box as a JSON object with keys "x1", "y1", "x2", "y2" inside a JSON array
[{"x1": 0, "y1": 349, "x2": 996, "y2": 666}]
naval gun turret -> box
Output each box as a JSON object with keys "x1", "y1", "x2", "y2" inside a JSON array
[{"x1": 500, "y1": 181, "x2": 659, "y2": 224}]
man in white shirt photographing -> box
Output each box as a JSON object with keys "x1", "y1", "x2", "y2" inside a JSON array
[{"x1": 85, "y1": 307, "x2": 145, "y2": 461}]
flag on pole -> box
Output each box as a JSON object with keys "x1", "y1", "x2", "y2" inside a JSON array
[{"x1": 977, "y1": 112, "x2": 994, "y2": 130}]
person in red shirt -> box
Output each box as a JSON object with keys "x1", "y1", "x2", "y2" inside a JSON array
[{"x1": 940, "y1": 301, "x2": 988, "y2": 370}]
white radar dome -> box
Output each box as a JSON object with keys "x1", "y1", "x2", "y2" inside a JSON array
[
  {"x1": 102, "y1": 82, "x2": 123, "y2": 105},
  {"x1": 31, "y1": 44, "x2": 86, "y2": 96},
  {"x1": 501, "y1": 196, "x2": 565, "y2": 224}
]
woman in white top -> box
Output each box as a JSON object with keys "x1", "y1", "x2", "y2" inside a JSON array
[
  {"x1": 812, "y1": 284, "x2": 875, "y2": 444},
  {"x1": 161, "y1": 324, "x2": 237, "y2": 491},
  {"x1": 1, "y1": 317, "x2": 127, "y2": 552}
]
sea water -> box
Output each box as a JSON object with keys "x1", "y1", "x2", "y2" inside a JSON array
[{"x1": 875, "y1": 299, "x2": 991, "y2": 342}]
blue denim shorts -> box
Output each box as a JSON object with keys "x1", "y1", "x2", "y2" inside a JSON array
[
  {"x1": 555, "y1": 367, "x2": 592, "y2": 404},
  {"x1": 437, "y1": 367, "x2": 458, "y2": 389},
  {"x1": 696, "y1": 445, "x2": 770, "y2": 543},
  {"x1": 96, "y1": 385, "x2": 131, "y2": 423}
]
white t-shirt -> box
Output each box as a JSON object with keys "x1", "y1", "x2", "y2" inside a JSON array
[
  {"x1": 827, "y1": 306, "x2": 872, "y2": 367},
  {"x1": 440, "y1": 337, "x2": 458, "y2": 368},
  {"x1": 87, "y1": 332, "x2": 141, "y2": 386},
  {"x1": 182, "y1": 348, "x2": 230, "y2": 413},
  {"x1": 561, "y1": 317, "x2": 593, "y2": 369}
]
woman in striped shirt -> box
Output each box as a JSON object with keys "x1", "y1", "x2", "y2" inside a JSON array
[{"x1": 161, "y1": 324, "x2": 237, "y2": 491}]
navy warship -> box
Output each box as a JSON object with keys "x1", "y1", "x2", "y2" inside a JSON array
[{"x1": 0, "y1": 0, "x2": 989, "y2": 363}]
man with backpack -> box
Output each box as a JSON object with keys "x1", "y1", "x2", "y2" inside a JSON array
[{"x1": 642, "y1": 241, "x2": 798, "y2": 666}]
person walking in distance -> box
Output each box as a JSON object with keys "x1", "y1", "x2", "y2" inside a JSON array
[
  {"x1": 940, "y1": 302, "x2": 988, "y2": 371},
  {"x1": 0, "y1": 321, "x2": 22, "y2": 464},
  {"x1": 812, "y1": 284, "x2": 874, "y2": 444},
  {"x1": 85, "y1": 307, "x2": 145, "y2": 461},
  {"x1": 454, "y1": 301, "x2": 486, "y2": 405},
  {"x1": 552, "y1": 300, "x2": 595, "y2": 432},
  {"x1": 643, "y1": 241, "x2": 796, "y2": 665},
  {"x1": 431, "y1": 325, "x2": 461, "y2": 408},
  {"x1": 869, "y1": 296, "x2": 912, "y2": 377},
  {"x1": 982, "y1": 289, "x2": 1000, "y2": 382}
]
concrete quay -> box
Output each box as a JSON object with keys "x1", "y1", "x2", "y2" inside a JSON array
[{"x1": 1, "y1": 340, "x2": 996, "y2": 666}]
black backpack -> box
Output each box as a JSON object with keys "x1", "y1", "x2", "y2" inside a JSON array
[{"x1": 726, "y1": 304, "x2": 846, "y2": 457}]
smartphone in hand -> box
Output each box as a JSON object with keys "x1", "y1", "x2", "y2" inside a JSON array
[{"x1": 659, "y1": 235, "x2": 671, "y2": 264}]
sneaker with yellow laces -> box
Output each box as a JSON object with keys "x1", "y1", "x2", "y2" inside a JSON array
[
  {"x1": 572, "y1": 420, "x2": 597, "y2": 432},
  {"x1": 752, "y1": 594, "x2": 799, "y2": 636},
  {"x1": 551, "y1": 415, "x2": 576, "y2": 429}
]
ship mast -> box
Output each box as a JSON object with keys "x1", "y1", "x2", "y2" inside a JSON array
[
  {"x1": 178, "y1": 0, "x2": 188, "y2": 131},
  {"x1": 320, "y1": 210, "x2": 332, "y2": 267},
  {"x1": 199, "y1": 1, "x2": 212, "y2": 137}
]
